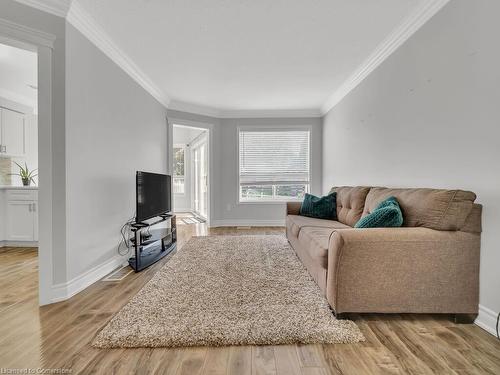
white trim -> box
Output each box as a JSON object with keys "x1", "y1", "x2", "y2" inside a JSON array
[
  {"x1": 321, "y1": 0, "x2": 450, "y2": 115},
  {"x1": 51, "y1": 255, "x2": 123, "y2": 303},
  {"x1": 475, "y1": 304, "x2": 499, "y2": 337},
  {"x1": 169, "y1": 99, "x2": 322, "y2": 119},
  {"x1": 169, "y1": 100, "x2": 220, "y2": 118},
  {"x1": 0, "y1": 87, "x2": 37, "y2": 109},
  {"x1": 12, "y1": 0, "x2": 71, "y2": 18},
  {"x1": 0, "y1": 240, "x2": 38, "y2": 247},
  {"x1": 13, "y1": 0, "x2": 449, "y2": 119},
  {"x1": 0, "y1": 19, "x2": 56, "y2": 306},
  {"x1": 173, "y1": 208, "x2": 192, "y2": 213},
  {"x1": 210, "y1": 219, "x2": 285, "y2": 228},
  {"x1": 66, "y1": 1, "x2": 170, "y2": 108},
  {"x1": 221, "y1": 108, "x2": 322, "y2": 119},
  {"x1": 0, "y1": 17, "x2": 55, "y2": 48}
]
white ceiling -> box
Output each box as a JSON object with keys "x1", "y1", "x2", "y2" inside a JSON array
[
  {"x1": 13, "y1": 0, "x2": 445, "y2": 116},
  {"x1": 0, "y1": 42, "x2": 38, "y2": 109},
  {"x1": 72, "y1": 0, "x2": 427, "y2": 116}
]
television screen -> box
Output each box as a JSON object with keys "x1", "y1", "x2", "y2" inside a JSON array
[{"x1": 136, "y1": 171, "x2": 171, "y2": 222}]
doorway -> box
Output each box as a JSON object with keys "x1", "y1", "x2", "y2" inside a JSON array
[
  {"x1": 0, "y1": 18, "x2": 56, "y2": 306},
  {"x1": 172, "y1": 124, "x2": 209, "y2": 223},
  {"x1": 0, "y1": 41, "x2": 39, "y2": 305}
]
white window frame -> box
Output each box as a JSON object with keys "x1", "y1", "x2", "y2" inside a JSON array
[
  {"x1": 237, "y1": 126, "x2": 312, "y2": 204},
  {"x1": 173, "y1": 143, "x2": 186, "y2": 196}
]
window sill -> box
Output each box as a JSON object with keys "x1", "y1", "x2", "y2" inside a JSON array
[{"x1": 238, "y1": 199, "x2": 302, "y2": 205}]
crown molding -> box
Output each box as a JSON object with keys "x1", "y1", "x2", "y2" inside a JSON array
[
  {"x1": 321, "y1": 0, "x2": 451, "y2": 115},
  {"x1": 12, "y1": 0, "x2": 450, "y2": 119},
  {"x1": 67, "y1": 1, "x2": 170, "y2": 108},
  {"x1": 168, "y1": 99, "x2": 322, "y2": 119},
  {"x1": 168, "y1": 100, "x2": 220, "y2": 118},
  {"x1": 219, "y1": 108, "x2": 322, "y2": 119},
  {"x1": 13, "y1": 0, "x2": 72, "y2": 18},
  {"x1": 0, "y1": 16, "x2": 56, "y2": 48}
]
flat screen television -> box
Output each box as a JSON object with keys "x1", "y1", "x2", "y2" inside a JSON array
[{"x1": 136, "y1": 171, "x2": 171, "y2": 222}]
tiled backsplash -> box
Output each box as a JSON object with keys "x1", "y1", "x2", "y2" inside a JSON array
[{"x1": 0, "y1": 157, "x2": 12, "y2": 185}]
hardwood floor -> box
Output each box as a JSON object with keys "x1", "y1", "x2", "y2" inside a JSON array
[{"x1": 1, "y1": 225, "x2": 499, "y2": 374}]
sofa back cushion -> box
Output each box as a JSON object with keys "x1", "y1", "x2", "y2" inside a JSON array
[
  {"x1": 331, "y1": 186, "x2": 371, "y2": 227},
  {"x1": 362, "y1": 187, "x2": 476, "y2": 231}
]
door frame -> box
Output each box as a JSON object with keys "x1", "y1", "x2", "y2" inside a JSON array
[
  {"x1": 168, "y1": 118, "x2": 212, "y2": 226},
  {"x1": 0, "y1": 19, "x2": 56, "y2": 305}
]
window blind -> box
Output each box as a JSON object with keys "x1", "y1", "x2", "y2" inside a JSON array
[{"x1": 239, "y1": 130, "x2": 310, "y2": 186}]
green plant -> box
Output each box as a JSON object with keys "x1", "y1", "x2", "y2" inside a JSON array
[{"x1": 10, "y1": 162, "x2": 38, "y2": 186}]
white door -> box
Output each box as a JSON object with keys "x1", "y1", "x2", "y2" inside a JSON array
[
  {"x1": 1, "y1": 108, "x2": 25, "y2": 156},
  {"x1": 7, "y1": 201, "x2": 34, "y2": 241},
  {"x1": 191, "y1": 137, "x2": 208, "y2": 219}
]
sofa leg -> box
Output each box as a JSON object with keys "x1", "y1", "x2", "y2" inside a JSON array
[
  {"x1": 335, "y1": 312, "x2": 348, "y2": 320},
  {"x1": 453, "y1": 314, "x2": 477, "y2": 324}
]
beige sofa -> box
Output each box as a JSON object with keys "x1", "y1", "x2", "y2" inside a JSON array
[{"x1": 286, "y1": 186, "x2": 481, "y2": 322}]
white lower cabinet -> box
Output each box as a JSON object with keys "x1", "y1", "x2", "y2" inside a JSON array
[
  {"x1": 7, "y1": 201, "x2": 37, "y2": 241},
  {"x1": 2, "y1": 189, "x2": 38, "y2": 243}
]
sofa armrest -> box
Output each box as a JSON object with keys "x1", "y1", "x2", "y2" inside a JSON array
[
  {"x1": 326, "y1": 227, "x2": 480, "y2": 314},
  {"x1": 286, "y1": 201, "x2": 302, "y2": 216}
]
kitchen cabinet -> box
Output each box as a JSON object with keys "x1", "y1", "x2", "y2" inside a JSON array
[
  {"x1": 0, "y1": 108, "x2": 26, "y2": 157},
  {"x1": 1, "y1": 188, "x2": 38, "y2": 243}
]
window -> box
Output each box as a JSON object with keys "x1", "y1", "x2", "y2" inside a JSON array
[
  {"x1": 173, "y1": 146, "x2": 185, "y2": 194},
  {"x1": 239, "y1": 129, "x2": 310, "y2": 202}
]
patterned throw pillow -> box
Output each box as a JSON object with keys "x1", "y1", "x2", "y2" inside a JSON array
[
  {"x1": 299, "y1": 192, "x2": 337, "y2": 220},
  {"x1": 354, "y1": 196, "x2": 403, "y2": 228}
]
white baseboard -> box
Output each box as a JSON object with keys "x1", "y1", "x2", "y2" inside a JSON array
[
  {"x1": 475, "y1": 304, "x2": 499, "y2": 337},
  {"x1": 0, "y1": 240, "x2": 38, "y2": 247},
  {"x1": 51, "y1": 255, "x2": 124, "y2": 303},
  {"x1": 210, "y1": 219, "x2": 285, "y2": 228}
]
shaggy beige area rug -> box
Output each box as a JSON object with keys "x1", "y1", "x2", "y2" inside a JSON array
[{"x1": 93, "y1": 235, "x2": 364, "y2": 348}]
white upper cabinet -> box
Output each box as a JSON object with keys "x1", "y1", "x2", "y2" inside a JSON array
[{"x1": 0, "y1": 108, "x2": 26, "y2": 157}]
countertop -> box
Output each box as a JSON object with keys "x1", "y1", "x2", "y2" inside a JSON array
[{"x1": 0, "y1": 185, "x2": 38, "y2": 190}]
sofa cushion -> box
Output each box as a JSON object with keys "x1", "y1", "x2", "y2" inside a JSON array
[
  {"x1": 297, "y1": 227, "x2": 336, "y2": 268},
  {"x1": 299, "y1": 192, "x2": 337, "y2": 220},
  {"x1": 287, "y1": 215, "x2": 350, "y2": 237},
  {"x1": 355, "y1": 196, "x2": 403, "y2": 228},
  {"x1": 362, "y1": 187, "x2": 476, "y2": 231},
  {"x1": 330, "y1": 186, "x2": 371, "y2": 227}
]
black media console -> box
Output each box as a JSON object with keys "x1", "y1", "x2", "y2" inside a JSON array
[{"x1": 128, "y1": 214, "x2": 177, "y2": 272}]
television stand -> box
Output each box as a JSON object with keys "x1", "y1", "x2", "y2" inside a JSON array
[{"x1": 128, "y1": 215, "x2": 177, "y2": 272}]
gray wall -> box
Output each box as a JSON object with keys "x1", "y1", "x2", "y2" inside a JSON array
[
  {"x1": 322, "y1": 0, "x2": 500, "y2": 317},
  {"x1": 0, "y1": 0, "x2": 67, "y2": 285},
  {"x1": 65, "y1": 24, "x2": 168, "y2": 280},
  {"x1": 168, "y1": 110, "x2": 322, "y2": 226}
]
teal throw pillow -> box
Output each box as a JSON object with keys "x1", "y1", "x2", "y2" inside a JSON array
[
  {"x1": 354, "y1": 196, "x2": 403, "y2": 228},
  {"x1": 299, "y1": 192, "x2": 337, "y2": 220}
]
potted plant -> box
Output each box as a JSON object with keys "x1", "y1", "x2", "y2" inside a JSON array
[{"x1": 10, "y1": 162, "x2": 38, "y2": 186}]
